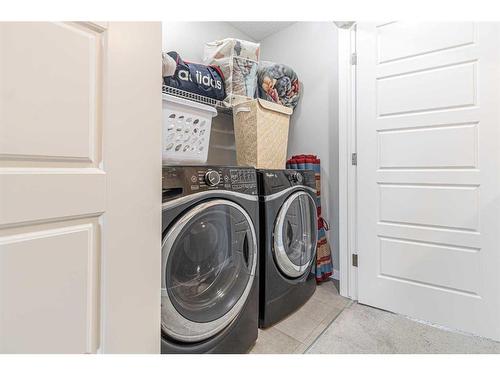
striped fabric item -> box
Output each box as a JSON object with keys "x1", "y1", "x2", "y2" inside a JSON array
[{"x1": 286, "y1": 154, "x2": 334, "y2": 283}]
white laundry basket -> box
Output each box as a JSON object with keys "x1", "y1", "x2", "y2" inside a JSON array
[{"x1": 162, "y1": 94, "x2": 217, "y2": 164}]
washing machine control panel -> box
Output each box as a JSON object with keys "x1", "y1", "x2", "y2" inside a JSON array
[{"x1": 162, "y1": 166, "x2": 257, "y2": 202}]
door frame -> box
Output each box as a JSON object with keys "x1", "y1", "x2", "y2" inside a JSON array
[
  {"x1": 337, "y1": 22, "x2": 358, "y2": 300},
  {"x1": 99, "y1": 22, "x2": 162, "y2": 353}
]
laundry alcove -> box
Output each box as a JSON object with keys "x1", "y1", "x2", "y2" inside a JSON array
[{"x1": 161, "y1": 21, "x2": 340, "y2": 280}]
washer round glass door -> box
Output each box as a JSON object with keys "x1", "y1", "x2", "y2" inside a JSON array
[
  {"x1": 161, "y1": 199, "x2": 257, "y2": 343},
  {"x1": 273, "y1": 191, "x2": 317, "y2": 278}
]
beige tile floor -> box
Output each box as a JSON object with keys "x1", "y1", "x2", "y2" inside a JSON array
[
  {"x1": 249, "y1": 280, "x2": 500, "y2": 354},
  {"x1": 249, "y1": 280, "x2": 351, "y2": 354},
  {"x1": 306, "y1": 302, "x2": 500, "y2": 354}
]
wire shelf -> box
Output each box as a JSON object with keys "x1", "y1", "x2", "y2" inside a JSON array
[{"x1": 162, "y1": 85, "x2": 232, "y2": 114}]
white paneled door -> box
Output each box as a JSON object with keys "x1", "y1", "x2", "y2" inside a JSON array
[
  {"x1": 357, "y1": 22, "x2": 500, "y2": 340},
  {"x1": 0, "y1": 22, "x2": 161, "y2": 353}
]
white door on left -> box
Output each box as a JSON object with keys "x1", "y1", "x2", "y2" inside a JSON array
[{"x1": 0, "y1": 22, "x2": 105, "y2": 353}]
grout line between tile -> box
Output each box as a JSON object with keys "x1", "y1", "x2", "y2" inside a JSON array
[
  {"x1": 273, "y1": 318, "x2": 323, "y2": 345},
  {"x1": 272, "y1": 297, "x2": 345, "y2": 343},
  {"x1": 302, "y1": 300, "x2": 355, "y2": 353},
  {"x1": 269, "y1": 327, "x2": 305, "y2": 352}
]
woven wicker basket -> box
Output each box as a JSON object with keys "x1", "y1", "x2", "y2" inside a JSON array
[{"x1": 233, "y1": 99, "x2": 293, "y2": 169}]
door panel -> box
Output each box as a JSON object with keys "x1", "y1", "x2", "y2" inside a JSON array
[
  {"x1": 377, "y1": 22, "x2": 475, "y2": 63},
  {"x1": 379, "y1": 237, "x2": 480, "y2": 294},
  {"x1": 0, "y1": 170, "x2": 105, "y2": 226},
  {"x1": 377, "y1": 62, "x2": 476, "y2": 116},
  {"x1": 0, "y1": 222, "x2": 99, "y2": 353},
  {"x1": 379, "y1": 184, "x2": 479, "y2": 230},
  {"x1": 357, "y1": 22, "x2": 500, "y2": 340},
  {"x1": 0, "y1": 22, "x2": 101, "y2": 163},
  {"x1": 0, "y1": 22, "x2": 105, "y2": 353},
  {"x1": 378, "y1": 123, "x2": 477, "y2": 169}
]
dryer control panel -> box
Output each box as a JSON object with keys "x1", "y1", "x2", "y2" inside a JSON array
[
  {"x1": 162, "y1": 165, "x2": 257, "y2": 202},
  {"x1": 257, "y1": 169, "x2": 316, "y2": 196}
]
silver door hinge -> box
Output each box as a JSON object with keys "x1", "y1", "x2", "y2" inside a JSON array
[
  {"x1": 351, "y1": 153, "x2": 357, "y2": 165},
  {"x1": 352, "y1": 254, "x2": 358, "y2": 267},
  {"x1": 350, "y1": 52, "x2": 357, "y2": 65}
]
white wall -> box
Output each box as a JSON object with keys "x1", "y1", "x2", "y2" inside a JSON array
[
  {"x1": 162, "y1": 22, "x2": 254, "y2": 62},
  {"x1": 260, "y1": 22, "x2": 340, "y2": 274},
  {"x1": 162, "y1": 22, "x2": 256, "y2": 164}
]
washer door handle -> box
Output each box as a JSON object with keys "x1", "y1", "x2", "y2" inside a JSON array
[
  {"x1": 286, "y1": 220, "x2": 294, "y2": 248},
  {"x1": 243, "y1": 233, "x2": 250, "y2": 268}
]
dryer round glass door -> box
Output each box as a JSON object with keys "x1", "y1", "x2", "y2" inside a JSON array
[
  {"x1": 161, "y1": 199, "x2": 257, "y2": 343},
  {"x1": 273, "y1": 191, "x2": 317, "y2": 278}
]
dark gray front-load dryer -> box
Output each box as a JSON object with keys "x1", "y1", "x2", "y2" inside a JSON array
[
  {"x1": 161, "y1": 166, "x2": 259, "y2": 353},
  {"x1": 257, "y1": 169, "x2": 318, "y2": 328}
]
